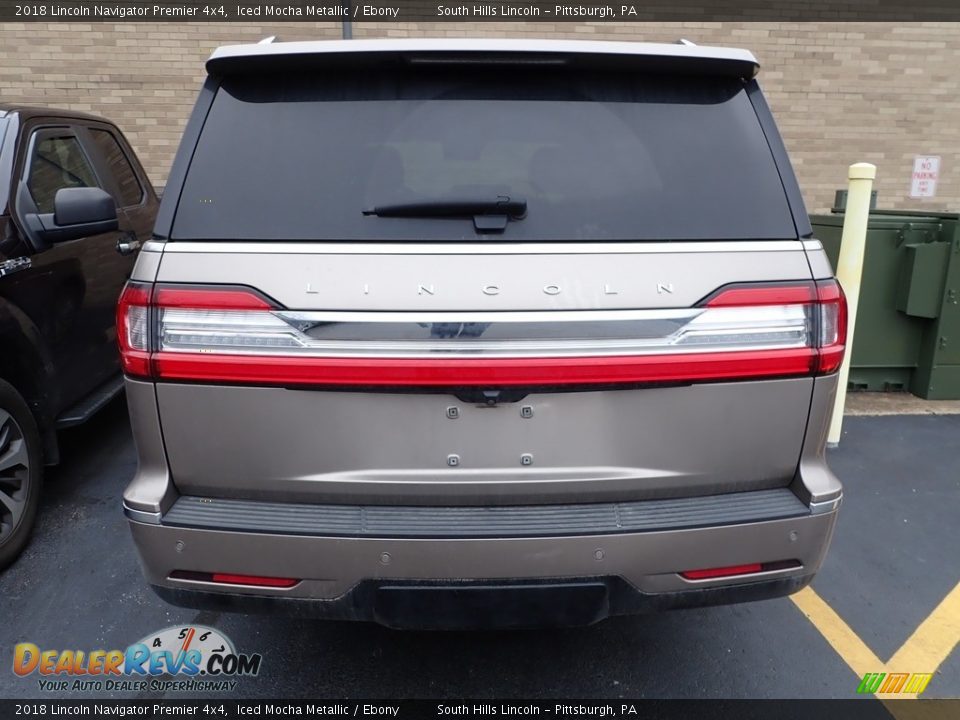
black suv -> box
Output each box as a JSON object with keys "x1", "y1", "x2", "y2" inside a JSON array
[{"x1": 0, "y1": 105, "x2": 159, "y2": 568}]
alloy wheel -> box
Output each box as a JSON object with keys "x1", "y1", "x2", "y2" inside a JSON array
[{"x1": 0, "y1": 408, "x2": 30, "y2": 543}]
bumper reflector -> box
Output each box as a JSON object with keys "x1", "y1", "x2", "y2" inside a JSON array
[
  {"x1": 170, "y1": 570, "x2": 299, "y2": 588},
  {"x1": 681, "y1": 560, "x2": 801, "y2": 580}
]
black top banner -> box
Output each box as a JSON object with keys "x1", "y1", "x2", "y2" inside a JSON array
[
  {"x1": 3, "y1": 700, "x2": 960, "y2": 719},
  {"x1": 1, "y1": 0, "x2": 960, "y2": 22}
]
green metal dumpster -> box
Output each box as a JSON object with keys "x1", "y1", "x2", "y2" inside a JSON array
[{"x1": 810, "y1": 210, "x2": 960, "y2": 400}]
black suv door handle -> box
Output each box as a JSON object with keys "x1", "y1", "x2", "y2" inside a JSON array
[{"x1": 116, "y1": 234, "x2": 141, "y2": 256}]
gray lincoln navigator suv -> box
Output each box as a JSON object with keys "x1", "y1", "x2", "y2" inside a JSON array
[{"x1": 119, "y1": 38, "x2": 845, "y2": 629}]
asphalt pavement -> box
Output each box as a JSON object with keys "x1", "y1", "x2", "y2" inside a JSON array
[{"x1": 1, "y1": 397, "x2": 957, "y2": 699}]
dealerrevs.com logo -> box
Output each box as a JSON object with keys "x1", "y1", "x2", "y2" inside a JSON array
[{"x1": 13, "y1": 626, "x2": 262, "y2": 693}]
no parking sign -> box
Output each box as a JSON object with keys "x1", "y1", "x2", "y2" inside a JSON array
[{"x1": 910, "y1": 155, "x2": 940, "y2": 198}]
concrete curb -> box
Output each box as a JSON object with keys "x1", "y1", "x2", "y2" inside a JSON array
[{"x1": 844, "y1": 392, "x2": 960, "y2": 416}]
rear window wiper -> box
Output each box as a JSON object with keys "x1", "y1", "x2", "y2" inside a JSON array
[{"x1": 362, "y1": 196, "x2": 526, "y2": 233}]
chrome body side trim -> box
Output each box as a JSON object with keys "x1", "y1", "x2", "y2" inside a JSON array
[
  {"x1": 159, "y1": 240, "x2": 805, "y2": 255},
  {"x1": 123, "y1": 503, "x2": 162, "y2": 525},
  {"x1": 808, "y1": 495, "x2": 843, "y2": 515}
]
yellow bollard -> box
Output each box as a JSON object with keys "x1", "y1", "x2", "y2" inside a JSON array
[{"x1": 828, "y1": 162, "x2": 877, "y2": 446}]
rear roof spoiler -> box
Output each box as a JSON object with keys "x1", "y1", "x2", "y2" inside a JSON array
[{"x1": 206, "y1": 38, "x2": 760, "y2": 80}]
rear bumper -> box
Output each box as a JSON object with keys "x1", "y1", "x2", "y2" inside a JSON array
[
  {"x1": 125, "y1": 491, "x2": 839, "y2": 628},
  {"x1": 121, "y1": 374, "x2": 843, "y2": 628},
  {"x1": 149, "y1": 574, "x2": 816, "y2": 630}
]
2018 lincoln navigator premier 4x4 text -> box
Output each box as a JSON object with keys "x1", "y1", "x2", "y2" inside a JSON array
[{"x1": 118, "y1": 39, "x2": 845, "y2": 629}]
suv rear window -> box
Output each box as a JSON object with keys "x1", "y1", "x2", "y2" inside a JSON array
[{"x1": 173, "y1": 65, "x2": 797, "y2": 242}]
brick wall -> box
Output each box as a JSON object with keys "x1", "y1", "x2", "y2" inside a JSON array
[{"x1": 1, "y1": 21, "x2": 957, "y2": 212}]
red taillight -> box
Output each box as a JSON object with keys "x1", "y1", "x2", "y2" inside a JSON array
[
  {"x1": 703, "y1": 279, "x2": 847, "y2": 377},
  {"x1": 170, "y1": 570, "x2": 299, "y2": 588},
  {"x1": 815, "y1": 279, "x2": 847, "y2": 374},
  {"x1": 116, "y1": 281, "x2": 152, "y2": 378},
  {"x1": 705, "y1": 282, "x2": 816, "y2": 307},
  {"x1": 116, "y1": 283, "x2": 277, "y2": 380},
  {"x1": 116, "y1": 280, "x2": 847, "y2": 386},
  {"x1": 153, "y1": 286, "x2": 274, "y2": 310}
]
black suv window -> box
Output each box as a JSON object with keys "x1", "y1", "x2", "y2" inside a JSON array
[
  {"x1": 90, "y1": 128, "x2": 143, "y2": 207},
  {"x1": 27, "y1": 134, "x2": 98, "y2": 214},
  {"x1": 174, "y1": 66, "x2": 796, "y2": 242}
]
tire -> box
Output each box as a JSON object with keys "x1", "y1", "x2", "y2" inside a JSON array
[{"x1": 0, "y1": 379, "x2": 43, "y2": 570}]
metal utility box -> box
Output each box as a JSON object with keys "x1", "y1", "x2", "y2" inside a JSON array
[{"x1": 810, "y1": 210, "x2": 960, "y2": 400}]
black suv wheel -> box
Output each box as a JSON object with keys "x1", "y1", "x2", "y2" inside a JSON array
[{"x1": 0, "y1": 379, "x2": 43, "y2": 570}]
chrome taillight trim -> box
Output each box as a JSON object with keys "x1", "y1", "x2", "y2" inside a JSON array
[
  {"x1": 155, "y1": 305, "x2": 813, "y2": 359},
  {"x1": 119, "y1": 279, "x2": 845, "y2": 385}
]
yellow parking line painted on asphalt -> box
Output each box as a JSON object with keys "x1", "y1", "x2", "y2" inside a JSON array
[
  {"x1": 888, "y1": 580, "x2": 960, "y2": 672},
  {"x1": 790, "y1": 581, "x2": 960, "y2": 703},
  {"x1": 791, "y1": 585, "x2": 883, "y2": 676}
]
